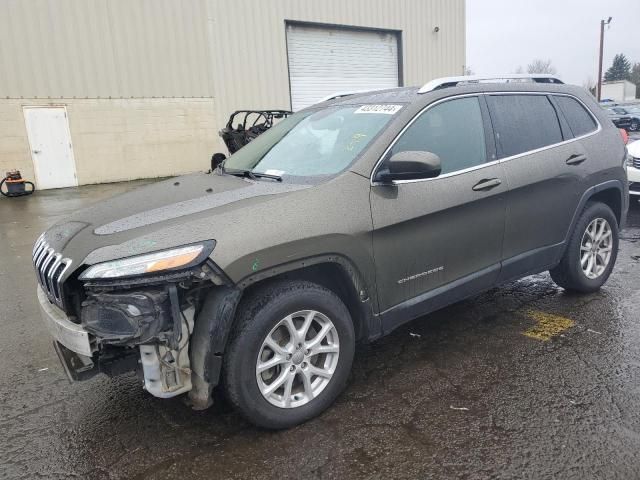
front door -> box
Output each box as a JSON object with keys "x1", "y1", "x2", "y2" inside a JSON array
[
  {"x1": 370, "y1": 96, "x2": 507, "y2": 333},
  {"x1": 24, "y1": 107, "x2": 77, "y2": 190}
]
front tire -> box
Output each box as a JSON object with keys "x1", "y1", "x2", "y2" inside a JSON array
[
  {"x1": 550, "y1": 202, "x2": 619, "y2": 293},
  {"x1": 223, "y1": 280, "x2": 355, "y2": 429}
]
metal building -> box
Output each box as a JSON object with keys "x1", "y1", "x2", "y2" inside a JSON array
[{"x1": 0, "y1": 0, "x2": 466, "y2": 189}]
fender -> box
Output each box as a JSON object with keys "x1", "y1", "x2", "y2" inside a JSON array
[
  {"x1": 188, "y1": 254, "x2": 379, "y2": 408},
  {"x1": 188, "y1": 286, "x2": 241, "y2": 410},
  {"x1": 560, "y1": 179, "x2": 626, "y2": 257},
  {"x1": 237, "y1": 254, "x2": 380, "y2": 339}
]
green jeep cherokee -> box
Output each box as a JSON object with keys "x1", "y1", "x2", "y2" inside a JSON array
[{"x1": 34, "y1": 75, "x2": 629, "y2": 428}]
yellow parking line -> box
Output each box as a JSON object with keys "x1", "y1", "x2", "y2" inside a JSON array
[{"x1": 523, "y1": 311, "x2": 575, "y2": 341}]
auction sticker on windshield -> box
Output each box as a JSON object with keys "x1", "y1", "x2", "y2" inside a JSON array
[{"x1": 354, "y1": 104, "x2": 403, "y2": 115}]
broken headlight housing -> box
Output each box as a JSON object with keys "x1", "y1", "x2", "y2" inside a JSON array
[{"x1": 80, "y1": 241, "x2": 214, "y2": 280}]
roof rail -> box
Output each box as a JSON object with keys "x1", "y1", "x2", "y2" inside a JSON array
[
  {"x1": 318, "y1": 89, "x2": 375, "y2": 103},
  {"x1": 418, "y1": 74, "x2": 564, "y2": 94}
]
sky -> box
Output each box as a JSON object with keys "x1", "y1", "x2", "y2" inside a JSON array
[{"x1": 466, "y1": 0, "x2": 640, "y2": 87}]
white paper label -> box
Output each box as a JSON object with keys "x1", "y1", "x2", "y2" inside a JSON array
[
  {"x1": 354, "y1": 104, "x2": 403, "y2": 115},
  {"x1": 264, "y1": 169, "x2": 286, "y2": 176}
]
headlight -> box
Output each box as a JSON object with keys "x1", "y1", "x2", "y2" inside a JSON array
[{"x1": 80, "y1": 242, "x2": 214, "y2": 280}]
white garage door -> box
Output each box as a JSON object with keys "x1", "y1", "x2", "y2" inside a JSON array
[{"x1": 286, "y1": 25, "x2": 399, "y2": 111}]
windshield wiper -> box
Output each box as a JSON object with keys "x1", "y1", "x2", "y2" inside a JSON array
[
  {"x1": 251, "y1": 171, "x2": 283, "y2": 182},
  {"x1": 224, "y1": 167, "x2": 282, "y2": 182}
]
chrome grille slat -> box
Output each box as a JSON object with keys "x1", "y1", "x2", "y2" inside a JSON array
[
  {"x1": 35, "y1": 246, "x2": 50, "y2": 270},
  {"x1": 32, "y1": 238, "x2": 69, "y2": 309},
  {"x1": 33, "y1": 236, "x2": 45, "y2": 257},
  {"x1": 34, "y1": 243, "x2": 48, "y2": 267},
  {"x1": 39, "y1": 249, "x2": 55, "y2": 285},
  {"x1": 46, "y1": 255, "x2": 63, "y2": 293},
  {"x1": 633, "y1": 157, "x2": 640, "y2": 169}
]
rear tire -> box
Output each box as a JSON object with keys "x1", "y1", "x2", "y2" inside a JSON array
[
  {"x1": 549, "y1": 202, "x2": 618, "y2": 293},
  {"x1": 223, "y1": 280, "x2": 355, "y2": 429}
]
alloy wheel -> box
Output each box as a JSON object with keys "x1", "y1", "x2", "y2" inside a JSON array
[
  {"x1": 256, "y1": 310, "x2": 340, "y2": 408},
  {"x1": 580, "y1": 218, "x2": 613, "y2": 279}
]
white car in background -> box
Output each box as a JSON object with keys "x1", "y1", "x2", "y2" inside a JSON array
[{"x1": 628, "y1": 140, "x2": 640, "y2": 197}]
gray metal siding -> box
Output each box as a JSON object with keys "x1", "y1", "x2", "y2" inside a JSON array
[
  {"x1": 1, "y1": 0, "x2": 464, "y2": 101},
  {"x1": 0, "y1": 0, "x2": 214, "y2": 98},
  {"x1": 206, "y1": 0, "x2": 466, "y2": 133}
]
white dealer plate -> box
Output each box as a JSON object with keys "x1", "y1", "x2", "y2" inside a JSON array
[
  {"x1": 37, "y1": 286, "x2": 92, "y2": 357},
  {"x1": 354, "y1": 104, "x2": 403, "y2": 115}
]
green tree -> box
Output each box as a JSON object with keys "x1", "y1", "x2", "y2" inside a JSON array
[{"x1": 604, "y1": 53, "x2": 631, "y2": 81}]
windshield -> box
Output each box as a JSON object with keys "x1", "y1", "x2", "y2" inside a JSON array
[{"x1": 224, "y1": 105, "x2": 400, "y2": 179}]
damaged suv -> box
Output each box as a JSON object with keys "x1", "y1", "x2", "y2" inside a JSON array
[{"x1": 35, "y1": 74, "x2": 628, "y2": 429}]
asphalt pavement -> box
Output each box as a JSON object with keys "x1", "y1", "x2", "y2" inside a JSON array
[{"x1": 1, "y1": 181, "x2": 639, "y2": 480}]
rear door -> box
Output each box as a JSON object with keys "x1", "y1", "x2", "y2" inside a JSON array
[
  {"x1": 486, "y1": 94, "x2": 589, "y2": 281},
  {"x1": 370, "y1": 95, "x2": 507, "y2": 329}
]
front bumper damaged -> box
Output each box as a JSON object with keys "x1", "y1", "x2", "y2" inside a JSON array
[
  {"x1": 37, "y1": 251, "x2": 240, "y2": 408},
  {"x1": 37, "y1": 284, "x2": 195, "y2": 399}
]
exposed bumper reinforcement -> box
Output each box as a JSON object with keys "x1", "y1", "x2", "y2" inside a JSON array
[
  {"x1": 53, "y1": 341, "x2": 99, "y2": 382},
  {"x1": 38, "y1": 286, "x2": 92, "y2": 357}
]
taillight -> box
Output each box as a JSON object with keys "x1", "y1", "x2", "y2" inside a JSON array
[{"x1": 619, "y1": 128, "x2": 629, "y2": 145}]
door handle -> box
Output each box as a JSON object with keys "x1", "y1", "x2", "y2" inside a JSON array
[
  {"x1": 472, "y1": 178, "x2": 502, "y2": 191},
  {"x1": 566, "y1": 153, "x2": 587, "y2": 165},
  {"x1": 33, "y1": 150, "x2": 41, "y2": 154}
]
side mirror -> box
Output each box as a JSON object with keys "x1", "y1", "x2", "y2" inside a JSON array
[
  {"x1": 211, "y1": 153, "x2": 227, "y2": 171},
  {"x1": 375, "y1": 151, "x2": 441, "y2": 183}
]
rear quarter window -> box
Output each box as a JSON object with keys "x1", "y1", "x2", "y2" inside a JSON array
[
  {"x1": 554, "y1": 96, "x2": 598, "y2": 137},
  {"x1": 487, "y1": 95, "x2": 563, "y2": 158}
]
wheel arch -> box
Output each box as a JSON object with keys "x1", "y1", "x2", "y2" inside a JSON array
[
  {"x1": 188, "y1": 256, "x2": 380, "y2": 409},
  {"x1": 237, "y1": 256, "x2": 379, "y2": 343},
  {"x1": 588, "y1": 186, "x2": 623, "y2": 226},
  {"x1": 560, "y1": 180, "x2": 626, "y2": 262}
]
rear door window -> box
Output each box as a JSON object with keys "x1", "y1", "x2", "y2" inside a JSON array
[
  {"x1": 487, "y1": 95, "x2": 563, "y2": 158},
  {"x1": 387, "y1": 96, "x2": 487, "y2": 175},
  {"x1": 554, "y1": 96, "x2": 598, "y2": 137}
]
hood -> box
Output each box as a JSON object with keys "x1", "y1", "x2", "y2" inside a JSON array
[{"x1": 43, "y1": 172, "x2": 311, "y2": 273}]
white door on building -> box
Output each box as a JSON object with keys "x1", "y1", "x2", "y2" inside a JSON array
[
  {"x1": 286, "y1": 24, "x2": 400, "y2": 111},
  {"x1": 23, "y1": 107, "x2": 77, "y2": 190}
]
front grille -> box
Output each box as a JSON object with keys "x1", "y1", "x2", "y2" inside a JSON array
[
  {"x1": 32, "y1": 235, "x2": 72, "y2": 309},
  {"x1": 633, "y1": 157, "x2": 640, "y2": 170}
]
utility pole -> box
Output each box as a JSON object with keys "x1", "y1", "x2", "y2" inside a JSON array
[{"x1": 597, "y1": 17, "x2": 612, "y2": 101}]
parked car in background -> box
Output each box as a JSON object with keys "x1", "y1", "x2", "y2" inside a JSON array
[
  {"x1": 611, "y1": 106, "x2": 640, "y2": 132},
  {"x1": 628, "y1": 140, "x2": 640, "y2": 197},
  {"x1": 606, "y1": 109, "x2": 632, "y2": 130},
  {"x1": 33, "y1": 74, "x2": 628, "y2": 428}
]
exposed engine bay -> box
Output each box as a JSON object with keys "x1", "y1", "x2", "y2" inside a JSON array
[{"x1": 48, "y1": 256, "x2": 239, "y2": 410}]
